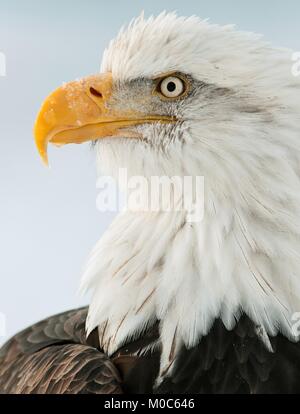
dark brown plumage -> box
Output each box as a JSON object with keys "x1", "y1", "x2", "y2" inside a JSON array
[
  {"x1": 2, "y1": 308, "x2": 300, "y2": 394},
  {"x1": 0, "y1": 308, "x2": 122, "y2": 394}
]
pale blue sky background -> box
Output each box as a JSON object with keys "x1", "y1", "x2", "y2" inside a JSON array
[{"x1": 0, "y1": 0, "x2": 300, "y2": 343}]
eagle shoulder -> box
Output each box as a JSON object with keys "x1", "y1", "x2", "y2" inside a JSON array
[{"x1": 0, "y1": 308, "x2": 122, "y2": 394}]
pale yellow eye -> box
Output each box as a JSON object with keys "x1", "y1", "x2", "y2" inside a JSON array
[{"x1": 159, "y1": 76, "x2": 185, "y2": 98}]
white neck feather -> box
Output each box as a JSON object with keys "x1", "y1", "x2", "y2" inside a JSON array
[{"x1": 81, "y1": 179, "x2": 300, "y2": 377}]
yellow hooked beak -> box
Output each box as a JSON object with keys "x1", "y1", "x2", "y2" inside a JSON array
[{"x1": 34, "y1": 72, "x2": 175, "y2": 165}]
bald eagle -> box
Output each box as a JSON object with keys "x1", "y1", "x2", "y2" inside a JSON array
[{"x1": 1, "y1": 12, "x2": 300, "y2": 394}]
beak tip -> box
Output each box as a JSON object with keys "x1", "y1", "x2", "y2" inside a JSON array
[
  {"x1": 34, "y1": 131, "x2": 49, "y2": 167},
  {"x1": 42, "y1": 158, "x2": 50, "y2": 168},
  {"x1": 35, "y1": 143, "x2": 49, "y2": 167},
  {"x1": 41, "y1": 150, "x2": 49, "y2": 167}
]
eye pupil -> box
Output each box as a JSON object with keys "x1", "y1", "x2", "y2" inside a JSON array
[{"x1": 167, "y1": 81, "x2": 176, "y2": 92}]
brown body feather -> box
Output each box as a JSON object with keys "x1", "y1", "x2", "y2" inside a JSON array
[
  {"x1": 2, "y1": 307, "x2": 300, "y2": 393},
  {"x1": 0, "y1": 308, "x2": 122, "y2": 394}
]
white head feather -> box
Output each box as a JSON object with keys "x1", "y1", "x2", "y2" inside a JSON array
[{"x1": 80, "y1": 12, "x2": 300, "y2": 378}]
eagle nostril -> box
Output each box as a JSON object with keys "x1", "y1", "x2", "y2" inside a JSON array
[{"x1": 89, "y1": 87, "x2": 103, "y2": 98}]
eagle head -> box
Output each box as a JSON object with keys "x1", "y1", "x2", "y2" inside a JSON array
[{"x1": 34, "y1": 12, "x2": 300, "y2": 379}]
